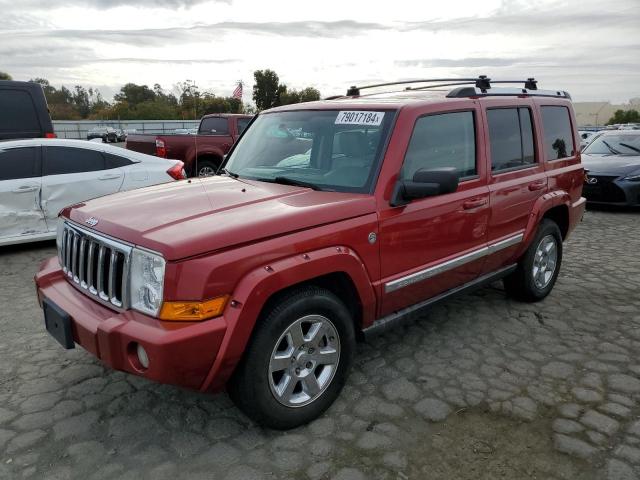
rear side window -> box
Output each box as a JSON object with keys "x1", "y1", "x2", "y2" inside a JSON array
[
  {"x1": 104, "y1": 153, "x2": 133, "y2": 168},
  {"x1": 0, "y1": 90, "x2": 41, "y2": 134},
  {"x1": 237, "y1": 118, "x2": 251, "y2": 135},
  {"x1": 44, "y1": 147, "x2": 105, "y2": 175},
  {"x1": 0, "y1": 147, "x2": 40, "y2": 180},
  {"x1": 541, "y1": 106, "x2": 575, "y2": 160},
  {"x1": 402, "y1": 111, "x2": 476, "y2": 180},
  {"x1": 199, "y1": 117, "x2": 229, "y2": 135},
  {"x1": 487, "y1": 107, "x2": 536, "y2": 171}
]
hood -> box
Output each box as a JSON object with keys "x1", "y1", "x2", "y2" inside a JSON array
[
  {"x1": 582, "y1": 154, "x2": 640, "y2": 176},
  {"x1": 65, "y1": 176, "x2": 376, "y2": 260}
]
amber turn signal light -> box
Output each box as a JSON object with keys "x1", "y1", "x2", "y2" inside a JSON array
[{"x1": 159, "y1": 295, "x2": 229, "y2": 321}]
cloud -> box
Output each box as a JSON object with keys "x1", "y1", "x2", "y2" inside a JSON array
[{"x1": 0, "y1": 0, "x2": 221, "y2": 10}]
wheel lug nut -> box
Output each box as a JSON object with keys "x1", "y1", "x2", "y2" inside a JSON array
[
  {"x1": 306, "y1": 362, "x2": 313, "y2": 369},
  {"x1": 308, "y1": 348, "x2": 314, "y2": 354},
  {"x1": 295, "y1": 368, "x2": 300, "y2": 375}
]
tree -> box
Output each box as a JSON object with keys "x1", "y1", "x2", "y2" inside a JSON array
[
  {"x1": 114, "y1": 83, "x2": 156, "y2": 107},
  {"x1": 0, "y1": 72, "x2": 11, "y2": 80},
  {"x1": 607, "y1": 109, "x2": 640, "y2": 125},
  {"x1": 253, "y1": 69, "x2": 283, "y2": 111}
]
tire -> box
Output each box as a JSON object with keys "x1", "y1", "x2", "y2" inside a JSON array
[
  {"x1": 228, "y1": 286, "x2": 356, "y2": 430},
  {"x1": 503, "y1": 218, "x2": 563, "y2": 302},
  {"x1": 196, "y1": 159, "x2": 219, "y2": 178}
]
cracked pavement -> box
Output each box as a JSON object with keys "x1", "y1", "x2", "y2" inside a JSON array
[{"x1": 1, "y1": 209, "x2": 639, "y2": 479}]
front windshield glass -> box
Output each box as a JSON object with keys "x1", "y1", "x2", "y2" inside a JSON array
[
  {"x1": 224, "y1": 109, "x2": 395, "y2": 193},
  {"x1": 583, "y1": 134, "x2": 640, "y2": 155}
]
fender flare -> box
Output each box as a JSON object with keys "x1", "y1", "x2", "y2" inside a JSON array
[
  {"x1": 199, "y1": 245, "x2": 377, "y2": 392},
  {"x1": 522, "y1": 189, "x2": 571, "y2": 249}
]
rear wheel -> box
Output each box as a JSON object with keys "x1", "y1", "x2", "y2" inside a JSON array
[
  {"x1": 503, "y1": 218, "x2": 563, "y2": 302},
  {"x1": 196, "y1": 160, "x2": 219, "y2": 177},
  {"x1": 228, "y1": 286, "x2": 355, "y2": 429}
]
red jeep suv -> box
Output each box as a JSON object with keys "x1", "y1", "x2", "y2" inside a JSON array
[{"x1": 35, "y1": 77, "x2": 586, "y2": 429}]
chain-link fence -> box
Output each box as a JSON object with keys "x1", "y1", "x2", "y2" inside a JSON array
[{"x1": 53, "y1": 120, "x2": 200, "y2": 139}]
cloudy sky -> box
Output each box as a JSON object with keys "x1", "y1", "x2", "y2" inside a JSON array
[{"x1": 0, "y1": 0, "x2": 638, "y2": 103}]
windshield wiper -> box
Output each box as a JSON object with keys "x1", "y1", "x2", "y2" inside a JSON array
[
  {"x1": 222, "y1": 168, "x2": 239, "y2": 178},
  {"x1": 619, "y1": 142, "x2": 640, "y2": 154},
  {"x1": 273, "y1": 176, "x2": 321, "y2": 190},
  {"x1": 602, "y1": 140, "x2": 621, "y2": 155}
]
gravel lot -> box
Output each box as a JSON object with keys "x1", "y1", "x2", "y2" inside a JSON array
[{"x1": 1, "y1": 209, "x2": 639, "y2": 480}]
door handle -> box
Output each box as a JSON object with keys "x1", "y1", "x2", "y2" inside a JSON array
[
  {"x1": 98, "y1": 174, "x2": 121, "y2": 180},
  {"x1": 528, "y1": 181, "x2": 546, "y2": 191},
  {"x1": 12, "y1": 185, "x2": 39, "y2": 193},
  {"x1": 463, "y1": 198, "x2": 488, "y2": 210}
]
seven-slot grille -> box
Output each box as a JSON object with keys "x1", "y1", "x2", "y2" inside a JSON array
[{"x1": 59, "y1": 222, "x2": 132, "y2": 308}]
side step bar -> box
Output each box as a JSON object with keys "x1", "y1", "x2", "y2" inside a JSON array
[{"x1": 363, "y1": 264, "x2": 517, "y2": 339}]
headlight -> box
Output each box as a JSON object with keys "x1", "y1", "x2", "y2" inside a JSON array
[
  {"x1": 129, "y1": 248, "x2": 165, "y2": 317},
  {"x1": 624, "y1": 173, "x2": 640, "y2": 181}
]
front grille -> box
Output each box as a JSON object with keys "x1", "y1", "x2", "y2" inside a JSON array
[
  {"x1": 583, "y1": 176, "x2": 627, "y2": 203},
  {"x1": 59, "y1": 222, "x2": 132, "y2": 309}
]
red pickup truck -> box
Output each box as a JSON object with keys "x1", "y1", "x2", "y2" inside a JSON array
[
  {"x1": 125, "y1": 113, "x2": 253, "y2": 177},
  {"x1": 36, "y1": 76, "x2": 585, "y2": 429}
]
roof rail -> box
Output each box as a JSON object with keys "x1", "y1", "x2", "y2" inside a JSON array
[{"x1": 344, "y1": 76, "x2": 571, "y2": 98}]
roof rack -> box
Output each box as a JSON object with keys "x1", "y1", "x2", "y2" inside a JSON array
[{"x1": 343, "y1": 76, "x2": 571, "y2": 99}]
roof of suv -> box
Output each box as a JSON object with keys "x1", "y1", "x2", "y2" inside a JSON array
[{"x1": 267, "y1": 77, "x2": 572, "y2": 113}]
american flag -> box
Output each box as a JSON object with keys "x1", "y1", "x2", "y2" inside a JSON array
[{"x1": 232, "y1": 82, "x2": 243, "y2": 100}]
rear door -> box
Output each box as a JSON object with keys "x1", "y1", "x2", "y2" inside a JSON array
[
  {"x1": 41, "y1": 146, "x2": 125, "y2": 231},
  {"x1": 481, "y1": 100, "x2": 547, "y2": 274},
  {"x1": 0, "y1": 88, "x2": 43, "y2": 140},
  {"x1": 0, "y1": 145, "x2": 47, "y2": 240}
]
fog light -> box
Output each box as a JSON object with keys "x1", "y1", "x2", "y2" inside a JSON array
[{"x1": 136, "y1": 343, "x2": 149, "y2": 369}]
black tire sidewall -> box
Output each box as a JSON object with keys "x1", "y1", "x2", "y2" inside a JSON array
[{"x1": 230, "y1": 288, "x2": 355, "y2": 430}]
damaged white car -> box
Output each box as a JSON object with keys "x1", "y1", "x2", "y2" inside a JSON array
[{"x1": 0, "y1": 139, "x2": 186, "y2": 246}]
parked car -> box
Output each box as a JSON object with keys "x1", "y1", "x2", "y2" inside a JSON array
[
  {"x1": 582, "y1": 130, "x2": 640, "y2": 206},
  {"x1": 0, "y1": 139, "x2": 185, "y2": 246},
  {"x1": 125, "y1": 114, "x2": 253, "y2": 177},
  {"x1": 115, "y1": 129, "x2": 126, "y2": 142},
  {"x1": 35, "y1": 77, "x2": 585, "y2": 429},
  {"x1": 87, "y1": 127, "x2": 118, "y2": 143},
  {"x1": 0, "y1": 81, "x2": 55, "y2": 140}
]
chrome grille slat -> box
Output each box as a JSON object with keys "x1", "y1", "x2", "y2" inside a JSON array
[
  {"x1": 57, "y1": 222, "x2": 132, "y2": 310},
  {"x1": 72, "y1": 234, "x2": 80, "y2": 283}
]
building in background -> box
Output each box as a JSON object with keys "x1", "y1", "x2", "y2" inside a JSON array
[{"x1": 573, "y1": 98, "x2": 640, "y2": 127}]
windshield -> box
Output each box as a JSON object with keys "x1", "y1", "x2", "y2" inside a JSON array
[
  {"x1": 583, "y1": 134, "x2": 640, "y2": 155},
  {"x1": 224, "y1": 109, "x2": 395, "y2": 193}
]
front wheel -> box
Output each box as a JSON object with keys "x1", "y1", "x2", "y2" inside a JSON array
[
  {"x1": 503, "y1": 218, "x2": 563, "y2": 302},
  {"x1": 228, "y1": 287, "x2": 355, "y2": 429}
]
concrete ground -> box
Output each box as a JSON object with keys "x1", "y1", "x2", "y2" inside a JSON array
[{"x1": 0, "y1": 208, "x2": 639, "y2": 480}]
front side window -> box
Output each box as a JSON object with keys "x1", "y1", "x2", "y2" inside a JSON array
[
  {"x1": 401, "y1": 111, "x2": 476, "y2": 180},
  {"x1": 44, "y1": 147, "x2": 105, "y2": 175},
  {"x1": 199, "y1": 117, "x2": 229, "y2": 135},
  {"x1": 237, "y1": 118, "x2": 251, "y2": 135},
  {"x1": 487, "y1": 107, "x2": 536, "y2": 171},
  {"x1": 0, "y1": 147, "x2": 40, "y2": 180},
  {"x1": 541, "y1": 106, "x2": 575, "y2": 160},
  {"x1": 225, "y1": 110, "x2": 395, "y2": 193}
]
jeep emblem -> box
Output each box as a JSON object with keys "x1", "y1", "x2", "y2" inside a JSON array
[
  {"x1": 368, "y1": 232, "x2": 377, "y2": 244},
  {"x1": 85, "y1": 217, "x2": 98, "y2": 227},
  {"x1": 586, "y1": 177, "x2": 598, "y2": 184}
]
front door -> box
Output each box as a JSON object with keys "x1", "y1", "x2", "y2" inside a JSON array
[
  {"x1": 0, "y1": 145, "x2": 46, "y2": 241},
  {"x1": 378, "y1": 109, "x2": 490, "y2": 316}
]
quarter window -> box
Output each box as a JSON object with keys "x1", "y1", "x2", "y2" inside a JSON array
[
  {"x1": 487, "y1": 108, "x2": 536, "y2": 171},
  {"x1": 401, "y1": 111, "x2": 476, "y2": 180},
  {"x1": 44, "y1": 147, "x2": 105, "y2": 175},
  {"x1": 199, "y1": 117, "x2": 229, "y2": 135},
  {"x1": 0, "y1": 90, "x2": 40, "y2": 134},
  {"x1": 541, "y1": 106, "x2": 575, "y2": 160},
  {"x1": 104, "y1": 153, "x2": 133, "y2": 168},
  {"x1": 0, "y1": 147, "x2": 40, "y2": 180}
]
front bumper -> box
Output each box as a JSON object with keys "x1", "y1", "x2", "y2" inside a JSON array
[
  {"x1": 35, "y1": 257, "x2": 226, "y2": 391},
  {"x1": 583, "y1": 176, "x2": 640, "y2": 206}
]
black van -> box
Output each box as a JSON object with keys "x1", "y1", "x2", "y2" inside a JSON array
[{"x1": 0, "y1": 81, "x2": 55, "y2": 140}]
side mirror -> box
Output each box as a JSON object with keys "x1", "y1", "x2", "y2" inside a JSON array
[{"x1": 390, "y1": 167, "x2": 459, "y2": 207}]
